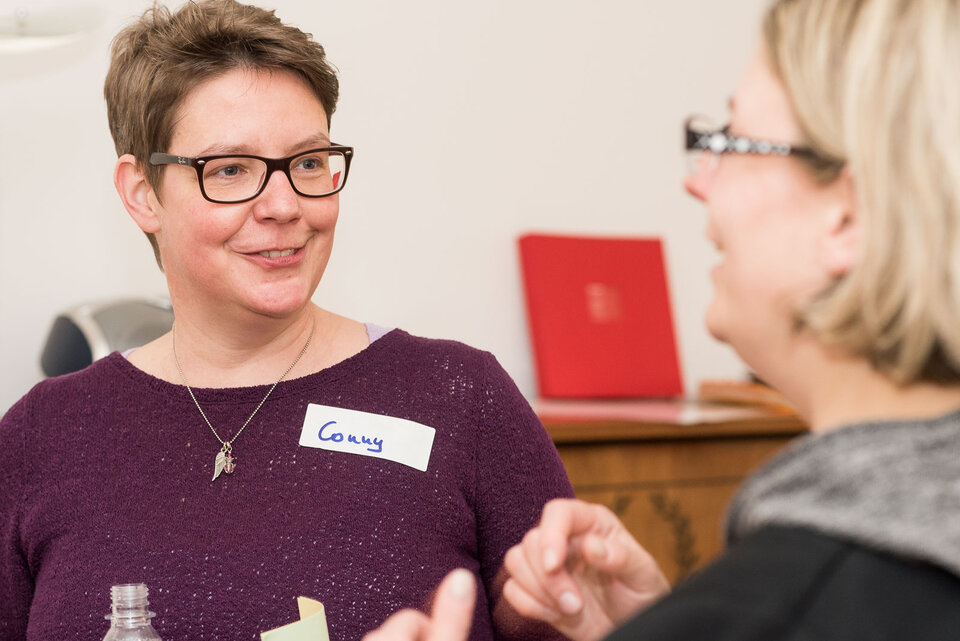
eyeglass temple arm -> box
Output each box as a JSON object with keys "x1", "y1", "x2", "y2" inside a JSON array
[{"x1": 149, "y1": 152, "x2": 195, "y2": 167}]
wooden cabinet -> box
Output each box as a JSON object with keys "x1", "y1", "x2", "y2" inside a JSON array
[{"x1": 540, "y1": 400, "x2": 807, "y2": 585}]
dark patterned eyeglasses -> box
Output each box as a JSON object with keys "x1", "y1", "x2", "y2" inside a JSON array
[{"x1": 684, "y1": 116, "x2": 824, "y2": 175}]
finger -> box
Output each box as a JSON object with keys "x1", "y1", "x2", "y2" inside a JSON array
[
  {"x1": 503, "y1": 545, "x2": 569, "y2": 615},
  {"x1": 581, "y1": 533, "x2": 617, "y2": 570},
  {"x1": 504, "y1": 528, "x2": 546, "y2": 590},
  {"x1": 363, "y1": 609, "x2": 429, "y2": 641},
  {"x1": 501, "y1": 577, "x2": 562, "y2": 623},
  {"x1": 512, "y1": 527, "x2": 546, "y2": 582},
  {"x1": 536, "y1": 499, "x2": 580, "y2": 572},
  {"x1": 425, "y1": 568, "x2": 476, "y2": 641},
  {"x1": 538, "y1": 499, "x2": 613, "y2": 572},
  {"x1": 511, "y1": 507, "x2": 601, "y2": 616},
  {"x1": 507, "y1": 527, "x2": 584, "y2": 615},
  {"x1": 579, "y1": 532, "x2": 670, "y2": 599}
]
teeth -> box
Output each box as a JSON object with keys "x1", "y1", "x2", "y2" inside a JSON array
[{"x1": 259, "y1": 249, "x2": 297, "y2": 258}]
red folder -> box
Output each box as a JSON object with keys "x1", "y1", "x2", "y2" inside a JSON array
[{"x1": 518, "y1": 233, "x2": 683, "y2": 398}]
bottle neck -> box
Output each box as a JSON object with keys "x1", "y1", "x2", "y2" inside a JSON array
[
  {"x1": 108, "y1": 613, "x2": 156, "y2": 629},
  {"x1": 106, "y1": 584, "x2": 156, "y2": 628}
]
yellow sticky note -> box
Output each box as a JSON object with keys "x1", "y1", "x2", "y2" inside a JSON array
[{"x1": 260, "y1": 597, "x2": 329, "y2": 641}]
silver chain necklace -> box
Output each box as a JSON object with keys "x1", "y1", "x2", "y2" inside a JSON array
[{"x1": 172, "y1": 317, "x2": 316, "y2": 481}]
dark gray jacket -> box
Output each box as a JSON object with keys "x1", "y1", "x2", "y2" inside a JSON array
[{"x1": 608, "y1": 409, "x2": 960, "y2": 640}]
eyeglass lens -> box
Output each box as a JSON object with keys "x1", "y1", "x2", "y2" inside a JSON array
[
  {"x1": 684, "y1": 116, "x2": 722, "y2": 176},
  {"x1": 201, "y1": 150, "x2": 347, "y2": 202}
]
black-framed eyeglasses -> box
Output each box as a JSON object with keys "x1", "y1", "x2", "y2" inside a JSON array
[
  {"x1": 149, "y1": 145, "x2": 354, "y2": 204},
  {"x1": 684, "y1": 115, "x2": 825, "y2": 176}
]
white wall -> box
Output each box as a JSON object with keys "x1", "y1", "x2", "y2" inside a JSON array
[{"x1": 0, "y1": 0, "x2": 767, "y2": 414}]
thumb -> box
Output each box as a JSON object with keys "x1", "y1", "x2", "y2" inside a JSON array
[
  {"x1": 583, "y1": 533, "x2": 670, "y2": 598},
  {"x1": 426, "y1": 569, "x2": 476, "y2": 641}
]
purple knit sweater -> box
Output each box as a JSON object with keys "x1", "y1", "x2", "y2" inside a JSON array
[{"x1": 0, "y1": 329, "x2": 573, "y2": 641}]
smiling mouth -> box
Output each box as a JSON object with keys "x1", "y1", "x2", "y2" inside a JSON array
[{"x1": 257, "y1": 248, "x2": 298, "y2": 258}]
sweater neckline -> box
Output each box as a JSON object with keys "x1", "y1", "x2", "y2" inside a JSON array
[{"x1": 100, "y1": 328, "x2": 401, "y2": 404}]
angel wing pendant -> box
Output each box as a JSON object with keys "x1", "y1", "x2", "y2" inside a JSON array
[
  {"x1": 212, "y1": 449, "x2": 226, "y2": 481},
  {"x1": 212, "y1": 446, "x2": 237, "y2": 481}
]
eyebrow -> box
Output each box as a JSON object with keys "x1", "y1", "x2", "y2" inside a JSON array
[{"x1": 196, "y1": 133, "x2": 332, "y2": 157}]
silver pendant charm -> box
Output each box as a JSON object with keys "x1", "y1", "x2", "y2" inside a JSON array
[
  {"x1": 213, "y1": 444, "x2": 236, "y2": 481},
  {"x1": 212, "y1": 443, "x2": 236, "y2": 481},
  {"x1": 212, "y1": 449, "x2": 226, "y2": 481}
]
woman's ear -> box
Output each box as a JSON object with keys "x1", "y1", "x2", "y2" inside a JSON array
[
  {"x1": 114, "y1": 154, "x2": 161, "y2": 234},
  {"x1": 821, "y1": 167, "x2": 861, "y2": 278}
]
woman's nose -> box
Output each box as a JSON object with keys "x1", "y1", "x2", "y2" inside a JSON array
[{"x1": 252, "y1": 169, "x2": 301, "y2": 222}]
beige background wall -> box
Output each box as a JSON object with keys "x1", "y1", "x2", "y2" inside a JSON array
[{"x1": 0, "y1": 0, "x2": 768, "y2": 413}]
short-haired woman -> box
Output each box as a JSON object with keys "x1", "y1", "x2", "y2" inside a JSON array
[{"x1": 0, "y1": 2, "x2": 573, "y2": 639}]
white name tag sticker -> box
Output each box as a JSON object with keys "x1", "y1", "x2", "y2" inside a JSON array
[{"x1": 299, "y1": 403, "x2": 436, "y2": 472}]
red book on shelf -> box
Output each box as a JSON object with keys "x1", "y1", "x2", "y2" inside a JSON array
[{"x1": 518, "y1": 233, "x2": 683, "y2": 398}]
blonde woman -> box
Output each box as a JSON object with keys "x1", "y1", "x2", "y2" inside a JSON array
[{"x1": 366, "y1": 0, "x2": 960, "y2": 639}]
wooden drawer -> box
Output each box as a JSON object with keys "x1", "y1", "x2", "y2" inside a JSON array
[{"x1": 556, "y1": 436, "x2": 791, "y2": 486}]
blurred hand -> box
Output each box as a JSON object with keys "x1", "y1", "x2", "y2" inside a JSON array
[
  {"x1": 502, "y1": 498, "x2": 670, "y2": 641},
  {"x1": 362, "y1": 568, "x2": 476, "y2": 641}
]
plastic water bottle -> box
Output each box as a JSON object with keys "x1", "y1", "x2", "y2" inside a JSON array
[{"x1": 102, "y1": 583, "x2": 163, "y2": 640}]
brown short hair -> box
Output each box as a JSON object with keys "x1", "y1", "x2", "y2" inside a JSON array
[
  {"x1": 765, "y1": 0, "x2": 960, "y2": 384},
  {"x1": 104, "y1": 0, "x2": 340, "y2": 269}
]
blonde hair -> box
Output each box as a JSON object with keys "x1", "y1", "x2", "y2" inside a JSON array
[
  {"x1": 765, "y1": 0, "x2": 960, "y2": 383},
  {"x1": 104, "y1": 0, "x2": 339, "y2": 270}
]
